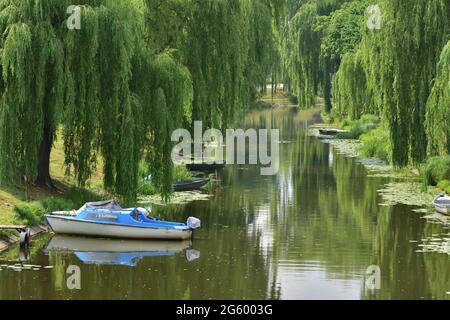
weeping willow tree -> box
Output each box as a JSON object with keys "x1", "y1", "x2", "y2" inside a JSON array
[
  {"x1": 319, "y1": 0, "x2": 370, "y2": 112},
  {"x1": 61, "y1": 1, "x2": 147, "y2": 203},
  {"x1": 332, "y1": 51, "x2": 368, "y2": 119},
  {"x1": 184, "y1": 0, "x2": 241, "y2": 128},
  {"x1": 331, "y1": 0, "x2": 449, "y2": 166},
  {"x1": 0, "y1": 0, "x2": 280, "y2": 203},
  {"x1": 0, "y1": 0, "x2": 182, "y2": 202},
  {"x1": 244, "y1": 1, "x2": 278, "y2": 102},
  {"x1": 373, "y1": 0, "x2": 448, "y2": 165},
  {"x1": 181, "y1": 0, "x2": 277, "y2": 129},
  {"x1": 0, "y1": 0, "x2": 66, "y2": 187},
  {"x1": 282, "y1": 0, "x2": 354, "y2": 109},
  {"x1": 426, "y1": 41, "x2": 450, "y2": 156},
  {"x1": 140, "y1": 53, "x2": 193, "y2": 199},
  {"x1": 63, "y1": 1, "x2": 192, "y2": 202},
  {"x1": 63, "y1": 5, "x2": 100, "y2": 187},
  {"x1": 285, "y1": 2, "x2": 321, "y2": 108}
]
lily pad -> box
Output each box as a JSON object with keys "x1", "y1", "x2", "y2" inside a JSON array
[
  {"x1": 377, "y1": 182, "x2": 438, "y2": 207},
  {"x1": 138, "y1": 191, "x2": 213, "y2": 206}
]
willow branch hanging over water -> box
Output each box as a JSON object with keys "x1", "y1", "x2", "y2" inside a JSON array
[
  {"x1": 426, "y1": 41, "x2": 450, "y2": 157},
  {"x1": 329, "y1": 0, "x2": 449, "y2": 167},
  {"x1": 0, "y1": 0, "x2": 65, "y2": 186},
  {"x1": 0, "y1": 0, "x2": 279, "y2": 203}
]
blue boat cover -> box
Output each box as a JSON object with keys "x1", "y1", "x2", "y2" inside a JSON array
[{"x1": 80, "y1": 200, "x2": 123, "y2": 211}]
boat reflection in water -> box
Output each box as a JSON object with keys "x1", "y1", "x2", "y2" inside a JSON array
[{"x1": 44, "y1": 235, "x2": 199, "y2": 267}]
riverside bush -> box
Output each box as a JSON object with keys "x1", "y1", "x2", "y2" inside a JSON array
[
  {"x1": 360, "y1": 127, "x2": 391, "y2": 162},
  {"x1": 422, "y1": 156, "x2": 450, "y2": 186}
]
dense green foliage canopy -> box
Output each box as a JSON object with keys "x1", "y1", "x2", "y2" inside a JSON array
[
  {"x1": 0, "y1": 0, "x2": 279, "y2": 203},
  {"x1": 0, "y1": 0, "x2": 448, "y2": 203},
  {"x1": 282, "y1": 0, "x2": 449, "y2": 167}
]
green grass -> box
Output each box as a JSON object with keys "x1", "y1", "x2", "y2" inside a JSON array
[
  {"x1": 336, "y1": 114, "x2": 380, "y2": 139},
  {"x1": 258, "y1": 90, "x2": 295, "y2": 107},
  {"x1": 11, "y1": 187, "x2": 102, "y2": 226},
  {"x1": 360, "y1": 126, "x2": 391, "y2": 162}
]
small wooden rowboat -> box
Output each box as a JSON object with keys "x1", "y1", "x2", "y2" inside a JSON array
[
  {"x1": 319, "y1": 129, "x2": 349, "y2": 136},
  {"x1": 186, "y1": 162, "x2": 225, "y2": 172},
  {"x1": 433, "y1": 195, "x2": 450, "y2": 215},
  {"x1": 45, "y1": 200, "x2": 201, "y2": 240},
  {"x1": 173, "y1": 178, "x2": 209, "y2": 192}
]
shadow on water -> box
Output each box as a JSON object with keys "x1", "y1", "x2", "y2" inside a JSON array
[{"x1": 0, "y1": 108, "x2": 449, "y2": 300}]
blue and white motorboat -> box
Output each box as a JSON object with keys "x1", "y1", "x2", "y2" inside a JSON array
[{"x1": 45, "y1": 200, "x2": 201, "y2": 240}]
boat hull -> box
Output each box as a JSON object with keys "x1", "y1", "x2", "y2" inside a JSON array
[
  {"x1": 435, "y1": 204, "x2": 450, "y2": 215},
  {"x1": 186, "y1": 163, "x2": 225, "y2": 172},
  {"x1": 319, "y1": 129, "x2": 348, "y2": 136},
  {"x1": 173, "y1": 179, "x2": 209, "y2": 192},
  {"x1": 45, "y1": 215, "x2": 193, "y2": 240},
  {"x1": 433, "y1": 196, "x2": 450, "y2": 216}
]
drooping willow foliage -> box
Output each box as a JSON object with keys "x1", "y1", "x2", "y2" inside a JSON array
[
  {"x1": 183, "y1": 0, "x2": 277, "y2": 129},
  {"x1": 342, "y1": 0, "x2": 450, "y2": 166},
  {"x1": 426, "y1": 41, "x2": 450, "y2": 157},
  {"x1": 285, "y1": 0, "x2": 449, "y2": 167},
  {"x1": 370, "y1": 0, "x2": 449, "y2": 166},
  {"x1": 0, "y1": 0, "x2": 279, "y2": 203},
  {"x1": 285, "y1": 2, "x2": 321, "y2": 108},
  {"x1": 139, "y1": 53, "x2": 193, "y2": 200},
  {"x1": 0, "y1": 0, "x2": 65, "y2": 186},
  {"x1": 61, "y1": 1, "x2": 147, "y2": 203},
  {"x1": 319, "y1": 0, "x2": 370, "y2": 112},
  {"x1": 332, "y1": 51, "x2": 367, "y2": 119},
  {"x1": 283, "y1": 0, "x2": 365, "y2": 109}
]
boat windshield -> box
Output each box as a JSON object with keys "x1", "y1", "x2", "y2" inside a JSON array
[{"x1": 131, "y1": 209, "x2": 150, "y2": 222}]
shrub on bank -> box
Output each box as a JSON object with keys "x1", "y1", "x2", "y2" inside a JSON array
[
  {"x1": 251, "y1": 100, "x2": 272, "y2": 109},
  {"x1": 422, "y1": 155, "x2": 450, "y2": 186},
  {"x1": 137, "y1": 163, "x2": 194, "y2": 196},
  {"x1": 41, "y1": 197, "x2": 76, "y2": 213},
  {"x1": 64, "y1": 187, "x2": 101, "y2": 208},
  {"x1": 14, "y1": 202, "x2": 45, "y2": 226},
  {"x1": 13, "y1": 186, "x2": 101, "y2": 226},
  {"x1": 436, "y1": 180, "x2": 450, "y2": 194},
  {"x1": 360, "y1": 127, "x2": 391, "y2": 162},
  {"x1": 336, "y1": 114, "x2": 380, "y2": 139}
]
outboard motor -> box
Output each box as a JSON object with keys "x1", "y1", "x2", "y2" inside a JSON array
[{"x1": 187, "y1": 217, "x2": 201, "y2": 230}]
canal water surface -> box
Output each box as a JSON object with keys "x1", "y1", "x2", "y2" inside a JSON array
[{"x1": 1, "y1": 109, "x2": 449, "y2": 300}]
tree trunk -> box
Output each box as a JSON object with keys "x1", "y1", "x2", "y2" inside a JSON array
[{"x1": 35, "y1": 122, "x2": 54, "y2": 189}]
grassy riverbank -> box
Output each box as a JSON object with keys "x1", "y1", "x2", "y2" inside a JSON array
[
  {"x1": 0, "y1": 135, "x2": 199, "y2": 229},
  {"x1": 0, "y1": 137, "x2": 103, "y2": 229}
]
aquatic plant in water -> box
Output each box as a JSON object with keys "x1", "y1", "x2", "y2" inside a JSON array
[
  {"x1": 138, "y1": 191, "x2": 213, "y2": 206},
  {"x1": 377, "y1": 182, "x2": 439, "y2": 208}
]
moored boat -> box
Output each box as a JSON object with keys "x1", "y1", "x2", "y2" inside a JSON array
[
  {"x1": 186, "y1": 162, "x2": 225, "y2": 172},
  {"x1": 173, "y1": 178, "x2": 210, "y2": 192},
  {"x1": 45, "y1": 200, "x2": 201, "y2": 240},
  {"x1": 433, "y1": 195, "x2": 450, "y2": 215},
  {"x1": 319, "y1": 129, "x2": 349, "y2": 136}
]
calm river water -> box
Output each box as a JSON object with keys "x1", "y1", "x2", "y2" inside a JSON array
[{"x1": 1, "y1": 108, "x2": 449, "y2": 300}]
